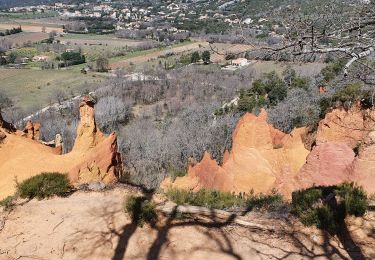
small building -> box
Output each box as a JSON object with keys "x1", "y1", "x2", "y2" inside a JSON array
[
  {"x1": 32, "y1": 55, "x2": 49, "y2": 62},
  {"x1": 231, "y1": 58, "x2": 248, "y2": 67}
]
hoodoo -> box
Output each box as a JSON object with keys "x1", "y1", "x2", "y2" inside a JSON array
[
  {"x1": 0, "y1": 96, "x2": 123, "y2": 200},
  {"x1": 162, "y1": 109, "x2": 310, "y2": 195}
]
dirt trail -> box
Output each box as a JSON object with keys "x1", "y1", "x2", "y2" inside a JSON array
[{"x1": 0, "y1": 186, "x2": 374, "y2": 260}]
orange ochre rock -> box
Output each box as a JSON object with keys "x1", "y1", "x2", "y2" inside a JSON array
[
  {"x1": 0, "y1": 96, "x2": 123, "y2": 200},
  {"x1": 163, "y1": 105, "x2": 375, "y2": 198},
  {"x1": 316, "y1": 104, "x2": 375, "y2": 148},
  {"x1": 161, "y1": 109, "x2": 310, "y2": 195}
]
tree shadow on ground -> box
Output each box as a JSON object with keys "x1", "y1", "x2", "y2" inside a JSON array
[{"x1": 68, "y1": 186, "x2": 372, "y2": 260}]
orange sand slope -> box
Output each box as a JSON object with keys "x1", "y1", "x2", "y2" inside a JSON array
[{"x1": 0, "y1": 96, "x2": 122, "y2": 200}]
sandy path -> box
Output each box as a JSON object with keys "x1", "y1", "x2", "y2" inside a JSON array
[{"x1": 1, "y1": 187, "x2": 373, "y2": 259}]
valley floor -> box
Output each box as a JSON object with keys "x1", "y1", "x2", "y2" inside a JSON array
[{"x1": 0, "y1": 186, "x2": 374, "y2": 260}]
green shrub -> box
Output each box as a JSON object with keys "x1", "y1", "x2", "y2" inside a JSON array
[
  {"x1": 170, "y1": 169, "x2": 187, "y2": 182},
  {"x1": 124, "y1": 195, "x2": 157, "y2": 226},
  {"x1": 166, "y1": 188, "x2": 245, "y2": 209},
  {"x1": 191, "y1": 51, "x2": 200, "y2": 63},
  {"x1": 202, "y1": 50, "x2": 211, "y2": 64},
  {"x1": 332, "y1": 83, "x2": 362, "y2": 103},
  {"x1": 336, "y1": 182, "x2": 368, "y2": 217},
  {"x1": 319, "y1": 97, "x2": 332, "y2": 118},
  {"x1": 246, "y1": 193, "x2": 284, "y2": 211},
  {"x1": 292, "y1": 183, "x2": 368, "y2": 234},
  {"x1": 321, "y1": 59, "x2": 346, "y2": 82},
  {"x1": 165, "y1": 188, "x2": 285, "y2": 211},
  {"x1": 17, "y1": 172, "x2": 72, "y2": 200},
  {"x1": 0, "y1": 195, "x2": 15, "y2": 210}
]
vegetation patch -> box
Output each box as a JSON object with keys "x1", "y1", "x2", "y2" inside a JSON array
[
  {"x1": 292, "y1": 182, "x2": 368, "y2": 234},
  {"x1": 124, "y1": 195, "x2": 157, "y2": 227},
  {"x1": 0, "y1": 195, "x2": 16, "y2": 210},
  {"x1": 17, "y1": 172, "x2": 72, "y2": 200},
  {"x1": 165, "y1": 188, "x2": 284, "y2": 211}
]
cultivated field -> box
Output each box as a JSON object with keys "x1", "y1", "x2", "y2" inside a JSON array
[
  {"x1": 1, "y1": 32, "x2": 48, "y2": 46},
  {"x1": 0, "y1": 22, "x2": 63, "y2": 33},
  {"x1": 209, "y1": 43, "x2": 255, "y2": 63},
  {"x1": 60, "y1": 33, "x2": 147, "y2": 48},
  {"x1": 110, "y1": 41, "x2": 209, "y2": 69},
  {"x1": 0, "y1": 68, "x2": 102, "y2": 111}
]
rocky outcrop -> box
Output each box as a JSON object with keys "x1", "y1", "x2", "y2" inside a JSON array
[
  {"x1": 162, "y1": 110, "x2": 310, "y2": 195},
  {"x1": 0, "y1": 96, "x2": 123, "y2": 200},
  {"x1": 163, "y1": 105, "x2": 375, "y2": 198},
  {"x1": 316, "y1": 104, "x2": 375, "y2": 148},
  {"x1": 283, "y1": 105, "x2": 375, "y2": 197},
  {"x1": 352, "y1": 131, "x2": 375, "y2": 195},
  {"x1": 294, "y1": 142, "x2": 355, "y2": 189},
  {"x1": 23, "y1": 121, "x2": 41, "y2": 140}
]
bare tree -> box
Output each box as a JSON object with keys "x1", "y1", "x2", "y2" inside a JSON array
[{"x1": 211, "y1": 1, "x2": 375, "y2": 78}]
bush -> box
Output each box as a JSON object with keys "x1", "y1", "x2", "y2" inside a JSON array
[
  {"x1": 165, "y1": 188, "x2": 285, "y2": 211},
  {"x1": 292, "y1": 183, "x2": 368, "y2": 234},
  {"x1": 124, "y1": 195, "x2": 157, "y2": 226},
  {"x1": 336, "y1": 182, "x2": 368, "y2": 217},
  {"x1": 332, "y1": 83, "x2": 362, "y2": 103},
  {"x1": 202, "y1": 50, "x2": 211, "y2": 64},
  {"x1": 191, "y1": 51, "x2": 200, "y2": 63},
  {"x1": 246, "y1": 193, "x2": 284, "y2": 211},
  {"x1": 59, "y1": 52, "x2": 86, "y2": 67},
  {"x1": 166, "y1": 188, "x2": 245, "y2": 210},
  {"x1": 321, "y1": 59, "x2": 346, "y2": 82},
  {"x1": 0, "y1": 195, "x2": 15, "y2": 210},
  {"x1": 17, "y1": 172, "x2": 72, "y2": 200}
]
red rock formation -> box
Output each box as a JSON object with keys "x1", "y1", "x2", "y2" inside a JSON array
[
  {"x1": 316, "y1": 104, "x2": 375, "y2": 148},
  {"x1": 295, "y1": 143, "x2": 355, "y2": 188},
  {"x1": 0, "y1": 96, "x2": 123, "y2": 200},
  {"x1": 23, "y1": 120, "x2": 33, "y2": 139},
  {"x1": 33, "y1": 123, "x2": 41, "y2": 141},
  {"x1": 352, "y1": 131, "x2": 375, "y2": 195},
  {"x1": 283, "y1": 105, "x2": 375, "y2": 198},
  {"x1": 162, "y1": 110, "x2": 309, "y2": 195},
  {"x1": 163, "y1": 105, "x2": 375, "y2": 198}
]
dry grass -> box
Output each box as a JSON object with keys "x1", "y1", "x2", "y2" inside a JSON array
[
  {"x1": 61, "y1": 33, "x2": 146, "y2": 48},
  {"x1": 1, "y1": 32, "x2": 48, "y2": 46},
  {"x1": 0, "y1": 22, "x2": 63, "y2": 33},
  {"x1": 110, "y1": 41, "x2": 208, "y2": 69},
  {"x1": 0, "y1": 68, "x2": 102, "y2": 110}
]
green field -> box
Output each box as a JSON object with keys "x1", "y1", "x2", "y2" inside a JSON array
[
  {"x1": 0, "y1": 68, "x2": 103, "y2": 111},
  {"x1": 0, "y1": 11, "x2": 58, "y2": 20}
]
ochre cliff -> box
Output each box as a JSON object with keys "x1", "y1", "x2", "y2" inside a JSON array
[
  {"x1": 162, "y1": 109, "x2": 310, "y2": 194},
  {"x1": 163, "y1": 105, "x2": 375, "y2": 198},
  {"x1": 0, "y1": 96, "x2": 122, "y2": 200},
  {"x1": 284, "y1": 105, "x2": 375, "y2": 197}
]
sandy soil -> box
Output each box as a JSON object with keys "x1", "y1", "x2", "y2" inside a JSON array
[{"x1": 0, "y1": 186, "x2": 374, "y2": 260}]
